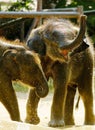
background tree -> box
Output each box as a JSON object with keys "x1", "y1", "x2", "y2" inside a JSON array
[
  {"x1": 7, "y1": 0, "x2": 34, "y2": 11},
  {"x1": 0, "y1": 0, "x2": 34, "y2": 41},
  {"x1": 42, "y1": 0, "x2": 66, "y2": 9}
]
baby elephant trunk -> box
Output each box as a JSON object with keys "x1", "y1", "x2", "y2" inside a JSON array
[{"x1": 35, "y1": 73, "x2": 49, "y2": 98}]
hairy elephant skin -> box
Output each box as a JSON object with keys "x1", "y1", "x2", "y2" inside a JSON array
[
  {"x1": 26, "y1": 16, "x2": 95, "y2": 127},
  {"x1": 0, "y1": 38, "x2": 48, "y2": 122}
]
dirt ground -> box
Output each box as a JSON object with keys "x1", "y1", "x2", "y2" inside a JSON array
[{"x1": 0, "y1": 92, "x2": 94, "y2": 129}]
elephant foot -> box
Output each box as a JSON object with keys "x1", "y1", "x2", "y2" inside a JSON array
[
  {"x1": 25, "y1": 114, "x2": 40, "y2": 125},
  {"x1": 84, "y1": 118, "x2": 95, "y2": 125},
  {"x1": 84, "y1": 115, "x2": 95, "y2": 125},
  {"x1": 84, "y1": 120, "x2": 95, "y2": 125},
  {"x1": 65, "y1": 120, "x2": 75, "y2": 126},
  {"x1": 48, "y1": 119, "x2": 65, "y2": 127},
  {"x1": 64, "y1": 117, "x2": 75, "y2": 126}
]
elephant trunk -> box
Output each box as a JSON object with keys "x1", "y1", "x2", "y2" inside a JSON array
[
  {"x1": 35, "y1": 73, "x2": 49, "y2": 98},
  {"x1": 60, "y1": 15, "x2": 87, "y2": 50}
]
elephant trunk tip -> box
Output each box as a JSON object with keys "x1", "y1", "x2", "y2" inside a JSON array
[{"x1": 35, "y1": 83, "x2": 49, "y2": 98}]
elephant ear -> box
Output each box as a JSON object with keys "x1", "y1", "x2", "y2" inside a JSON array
[
  {"x1": 70, "y1": 40, "x2": 89, "y2": 56},
  {"x1": 2, "y1": 49, "x2": 17, "y2": 58},
  {"x1": 2, "y1": 49, "x2": 19, "y2": 65},
  {"x1": 2, "y1": 49, "x2": 20, "y2": 76}
]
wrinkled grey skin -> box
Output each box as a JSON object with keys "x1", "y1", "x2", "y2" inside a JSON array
[
  {"x1": 26, "y1": 16, "x2": 95, "y2": 127},
  {"x1": 0, "y1": 39, "x2": 48, "y2": 121}
]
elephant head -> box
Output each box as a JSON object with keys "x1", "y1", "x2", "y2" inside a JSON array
[
  {"x1": 27, "y1": 15, "x2": 88, "y2": 62},
  {"x1": 1, "y1": 47, "x2": 48, "y2": 98}
]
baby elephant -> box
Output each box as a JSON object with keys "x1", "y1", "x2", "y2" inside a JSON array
[
  {"x1": 26, "y1": 15, "x2": 95, "y2": 126},
  {"x1": 0, "y1": 38, "x2": 48, "y2": 121}
]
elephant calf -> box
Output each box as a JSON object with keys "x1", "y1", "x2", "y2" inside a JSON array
[
  {"x1": 0, "y1": 38, "x2": 48, "y2": 121},
  {"x1": 26, "y1": 15, "x2": 95, "y2": 127}
]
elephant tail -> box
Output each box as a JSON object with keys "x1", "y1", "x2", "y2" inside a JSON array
[{"x1": 75, "y1": 96, "x2": 80, "y2": 109}]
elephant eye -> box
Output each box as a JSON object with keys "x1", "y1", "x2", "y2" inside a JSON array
[
  {"x1": 51, "y1": 31, "x2": 58, "y2": 40},
  {"x1": 27, "y1": 39, "x2": 33, "y2": 48},
  {"x1": 52, "y1": 31, "x2": 64, "y2": 44},
  {"x1": 52, "y1": 31, "x2": 58, "y2": 37}
]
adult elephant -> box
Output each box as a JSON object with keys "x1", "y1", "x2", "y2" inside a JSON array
[{"x1": 26, "y1": 15, "x2": 95, "y2": 126}]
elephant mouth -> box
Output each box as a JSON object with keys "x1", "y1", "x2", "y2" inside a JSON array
[
  {"x1": 17, "y1": 80, "x2": 48, "y2": 98},
  {"x1": 31, "y1": 81, "x2": 49, "y2": 98},
  {"x1": 59, "y1": 49, "x2": 69, "y2": 60}
]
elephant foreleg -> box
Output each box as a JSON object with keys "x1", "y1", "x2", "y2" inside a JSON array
[
  {"x1": 64, "y1": 84, "x2": 77, "y2": 125},
  {"x1": 25, "y1": 89, "x2": 40, "y2": 124},
  {"x1": 48, "y1": 87, "x2": 66, "y2": 127},
  {"x1": 0, "y1": 81, "x2": 20, "y2": 121},
  {"x1": 48, "y1": 64, "x2": 68, "y2": 127}
]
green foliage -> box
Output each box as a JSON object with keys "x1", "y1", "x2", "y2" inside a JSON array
[
  {"x1": 87, "y1": 15, "x2": 95, "y2": 45},
  {"x1": 55, "y1": 0, "x2": 67, "y2": 8},
  {"x1": 66, "y1": 0, "x2": 95, "y2": 10},
  {"x1": 44, "y1": 0, "x2": 95, "y2": 10},
  {"x1": 42, "y1": 0, "x2": 66, "y2": 9},
  {"x1": 13, "y1": 82, "x2": 28, "y2": 92},
  {"x1": 7, "y1": 0, "x2": 34, "y2": 11},
  {"x1": 71, "y1": 0, "x2": 95, "y2": 10},
  {"x1": 48, "y1": 78, "x2": 53, "y2": 92},
  {"x1": 66, "y1": 1, "x2": 95, "y2": 44}
]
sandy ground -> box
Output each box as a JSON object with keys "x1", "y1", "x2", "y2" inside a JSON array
[{"x1": 0, "y1": 92, "x2": 94, "y2": 129}]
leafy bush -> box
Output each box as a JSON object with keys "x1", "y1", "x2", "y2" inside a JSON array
[
  {"x1": 13, "y1": 82, "x2": 28, "y2": 92},
  {"x1": 7, "y1": 0, "x2": 34, "y2": 11},
  {"x1": 67, "y1": 0, "x2": 95, "y2": 10}
]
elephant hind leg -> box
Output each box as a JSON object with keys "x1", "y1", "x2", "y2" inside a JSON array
[
  {"x1": 78, "y1": 83, "x2": 95, "y2": 125},
  {"x1": 0, "y1": 82, "x2": 20, "y2": 121},
  {"x1": 64, "y1": 84, "x2": 77, "y2": 125}
]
